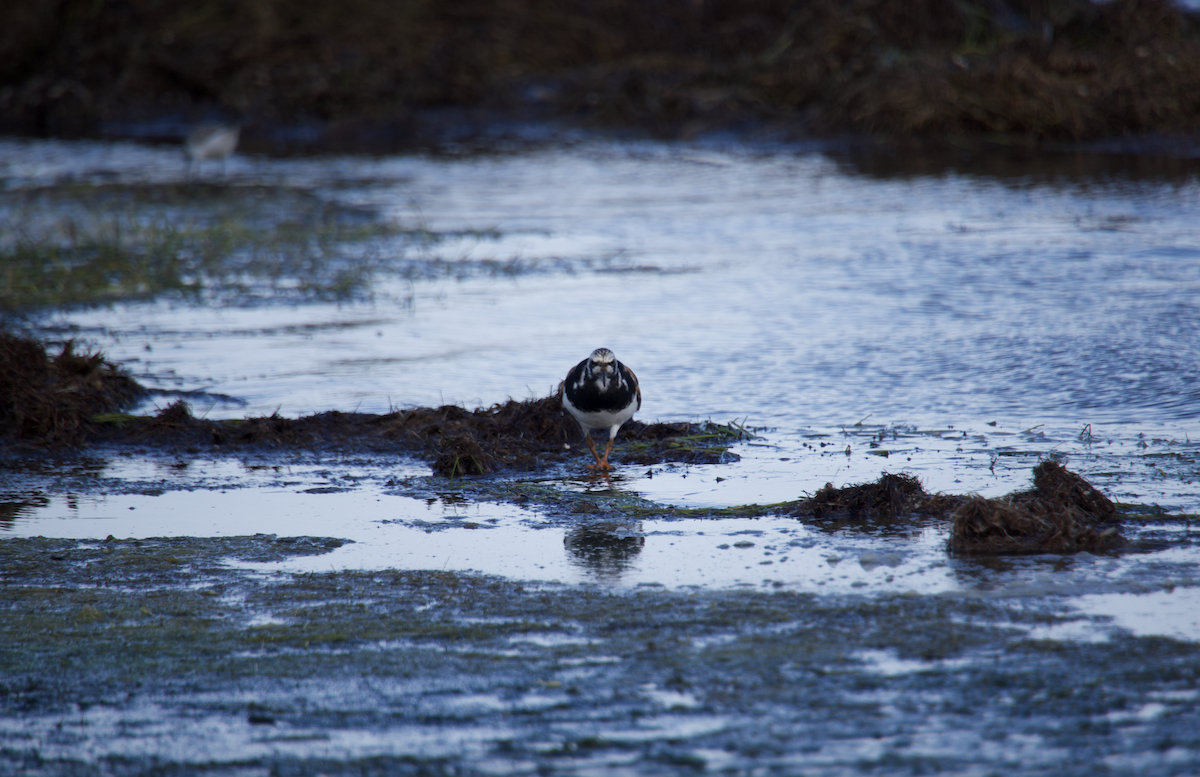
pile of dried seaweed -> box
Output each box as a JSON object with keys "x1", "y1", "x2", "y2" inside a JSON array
[
  {"x1": 788, "y1": 461, "x2": 1124, "y2": 555},
  {"x1": 947, "y1": 460, "x2": 1123, "y2": 555},
  {"x1": 0, "y1": 331, "x2": 143, "y2": 445},
  {"x1": 787, "y1": 472, "x2": 962, "y2": 522}
]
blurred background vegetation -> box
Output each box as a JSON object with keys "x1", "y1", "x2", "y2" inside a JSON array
[{"x1": 2, "y1": 0, "x2": 1200, "y2": 143}]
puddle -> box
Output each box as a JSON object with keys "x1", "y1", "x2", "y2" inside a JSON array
[
  {"x1": 6, "y1": 479, "x2": 1198, "y2": 615},
  {"x1": 1070, "y1": 588, "x2": 1200, "y2": 642},
  {"x1": 0, "y1": 484, "x2": 947, "y2": 591}
]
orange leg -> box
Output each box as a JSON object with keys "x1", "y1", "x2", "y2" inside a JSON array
[
  {"x1": 599, "y1": 437, "x2": 616, "y2": 468},
  {"x1": 582, "y1": 434, "x2": 614, "y2": 470}
]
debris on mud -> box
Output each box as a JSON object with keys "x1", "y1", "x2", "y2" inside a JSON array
[
  {"x1": 947, "y1": 460, "x2": 1124, "y2": 555},
  {"x1": 784, "y1": 461, "x2": 1125, "y2": 555},
  {"x1": 0, "y1": 331, "x2": 144, "y2": 445},
  {"x1": 0, "y1": 535, "x2": 349, "y2": 587}
]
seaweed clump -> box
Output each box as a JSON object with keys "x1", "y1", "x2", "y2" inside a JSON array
[
  {"x1": 784, "y1": 461, "x2": 1124, "y2": 556},
  {"x1": 0, "y1": 331, "x2": 144, "y2": 445},
  {"x1": 948, "y1": 460, "x2": 1123, "y2": 555},
  {"x1": 381, "y1": 396, "x2": 576, "y2": 477},
  {"x1": 788, "y1": 472, "x2": 959, "y2": 522}
]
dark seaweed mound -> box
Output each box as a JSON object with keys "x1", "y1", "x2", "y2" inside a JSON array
[
  {"x1": 948, "y1": 459, "x2": 1123, "y2": 555},
  {"x1": 0, "y1": 331, "x2": 144, "y2": 445},
  {"x1": 784, "y1": 461, "x2": 1125, "y2": 555}
]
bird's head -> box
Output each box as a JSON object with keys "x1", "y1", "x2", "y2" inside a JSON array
[{"x1": 586, "y1": 348, "x2": 618, "y2": 388}]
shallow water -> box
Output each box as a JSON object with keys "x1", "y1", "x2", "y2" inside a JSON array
[
  {"x1": 5, "y1": 133, "x2": 1200, "y2": 562},
  {"x1": 8, "y1": 137, "x2": 1200, "y2": 430},
  {"x1": 4, "y1": 136, "x2": 1200, "y2": 774},
  {"x1": 6, "y1": 140, "x2": 1200, "y2": 492}
]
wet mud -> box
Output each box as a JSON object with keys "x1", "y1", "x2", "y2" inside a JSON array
[
  {"x1": 3, "y1": 533, "x2": 1200, "y2": 775},
  {"x1": 2, "y1": 330, "x2": 1198, "y2": 773}
]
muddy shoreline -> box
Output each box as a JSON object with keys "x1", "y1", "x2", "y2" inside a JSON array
[{"x1": 5, "y1": 0, "x2": 1200, "y2": 149}]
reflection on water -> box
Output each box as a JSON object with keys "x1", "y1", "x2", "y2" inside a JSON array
[
  {"x1": 0, "y1": 496, "x2": 49, "y2": 530},
  {"x1": 6, "y1": 470, "x2": 1197, "y2": 643},
  {"x1": 564, "y1": 521, "x2": 646, "y2": 581}
]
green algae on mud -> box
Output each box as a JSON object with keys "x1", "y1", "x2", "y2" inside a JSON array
[
  {"x1": 0, "y1": 182, "x2": 410, "y2": 311},
  {"x1": 3, "y1": 534, "x2": 1200, "y2": 775},
  {"x1": 0, "y1": 178, "x2": 638, "y2": 315}
]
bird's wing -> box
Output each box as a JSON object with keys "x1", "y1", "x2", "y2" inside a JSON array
[{"x1": 625, "y1": 365, "x2": 642, "y2": 411}]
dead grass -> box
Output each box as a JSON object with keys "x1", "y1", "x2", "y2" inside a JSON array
[{"x1": 0, "y1": 331, "x2": 144, "y2": 445}]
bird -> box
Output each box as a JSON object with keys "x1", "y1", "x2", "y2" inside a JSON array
[
  {"x1": 560, "y1": 348, "x2": 641, "y2": 471},
  {"x1": 184, "y1": 123, "x2": 240, "y2": 178}
]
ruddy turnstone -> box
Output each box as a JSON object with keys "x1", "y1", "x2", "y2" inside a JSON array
[
  {"x1": 185, "y1": 124, "x2": 240, "y2": 178},
  {"x1": 561, "y1": 348, "x2": 641, "y2": 470}
]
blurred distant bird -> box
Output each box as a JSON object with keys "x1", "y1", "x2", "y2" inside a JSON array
[
  {"x1": 561, "y1": 348, "x2": 641, "y2": 470},
  {"x1": 185, "y1": 124, "x2": 239, "y2": 178}
]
